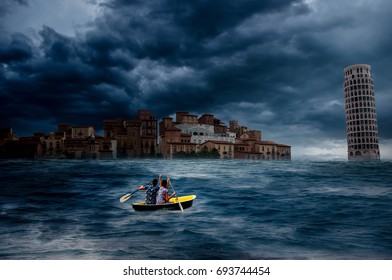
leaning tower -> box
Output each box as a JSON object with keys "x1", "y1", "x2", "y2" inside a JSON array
[{"x1": 343, "y1": 64, "x2": 380, "y2": 160}]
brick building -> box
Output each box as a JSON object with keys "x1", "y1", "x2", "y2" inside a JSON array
[
  {"x1": 104, "y1": 109, "x2": 157, "y2": 158},
  {"x1": 159, "y1": 111, "x2": 290, "y2": 160}
]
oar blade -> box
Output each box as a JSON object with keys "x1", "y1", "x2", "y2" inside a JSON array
[
  {"x1": 119, "y1": 193, "x2": 132, "y2": 203},
  {"x1": 119, "y1": 178, "x2": 155, "y2": 203}
]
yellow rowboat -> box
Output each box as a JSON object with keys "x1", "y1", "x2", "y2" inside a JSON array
[{"x1": 131, "y1": 195, "x2": 196, "y2": 211}]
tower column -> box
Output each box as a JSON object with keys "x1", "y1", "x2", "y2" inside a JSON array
[{"x1": 343, "y1": 64, "x2": 380, "y2": 160}]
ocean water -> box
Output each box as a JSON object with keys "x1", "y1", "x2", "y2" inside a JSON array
[{"x1": 0, "y1": 159, "x2": 391, "y2": 260}]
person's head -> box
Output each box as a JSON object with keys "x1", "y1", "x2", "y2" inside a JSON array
[
  {"x1": 161, "y1": 180, "x2": 167, "y2": 188},
  {"x1": 152, "y1": 179, "x2": 158, "y2": 186}
]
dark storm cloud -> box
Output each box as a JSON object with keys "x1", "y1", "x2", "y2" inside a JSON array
[
  {"x1": 0, "y1": 33, "x2": 33, "y2": 62},
  {"x1": 1, "y1": 0, "x2": 302, "y2": 133},
  {"x1": 0, "y1": 0, "x2": 28, "y2": 17},
  {"x1": 96, "y1": 0, "x2": 309, "y2": 112},
  {"x1": 1, "y1": 25, "x2": 138, "y2": 131},
  {"x1": 1, "y1": 0, "x2": 392, "y2": 158}
]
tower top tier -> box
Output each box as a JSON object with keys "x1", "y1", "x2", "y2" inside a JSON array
[{"x1": 344, "y1": 64, "x2": 371, "y2": 78}]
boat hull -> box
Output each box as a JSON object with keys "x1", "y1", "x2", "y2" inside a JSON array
[{"x1": 132, "y1": 195, "x2": 196, "y2": 211}]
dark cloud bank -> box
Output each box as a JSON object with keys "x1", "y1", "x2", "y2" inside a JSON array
[{"x1": 1, "y1": 0, "x2": 392, "y2": 158}]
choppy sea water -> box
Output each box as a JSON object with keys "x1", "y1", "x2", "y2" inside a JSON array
[{"x1": 0, "y1": 159, "x2": 391, "y2": 260}]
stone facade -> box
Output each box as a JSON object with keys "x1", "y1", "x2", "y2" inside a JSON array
[
  {"x1": 200, "y1": 140, "x2": 234, "y2": 159},
  {"x1": 41, "y1": 131, "x2": 65, "y2": 158},
  {"x1": 159, "y1": 118, "x2": 197, "y2": 159},
  {"x1": 159, "y1": 112, "x2": 290, "y2": 160},
  {"x1": 104, "y1": 109, "x2": 157, "y2": 158},
  {"x1": 23, "y1": 124, "x2": 118, "y2": 159},
  {"x1": 234, "y1": 139, "x2": 291, "y2": 160},
  {"x1": 343, "y1": 64, "x2": 380, "y2": 160},
  {"x1": 2, "y1": 109, "x2": 291, "y2": 160}
]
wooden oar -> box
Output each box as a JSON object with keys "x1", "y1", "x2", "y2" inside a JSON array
[
  {"x1": 168, "y1": 177, "x2": 183, "y2": 212},
  {"x1": 119, "y1": 180, "x2": 153, "y2": 203}
]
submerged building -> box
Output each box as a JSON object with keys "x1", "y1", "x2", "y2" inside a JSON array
[
  {"x1": 104, "y1": 109, "x2": 157, "y2": 158},
  {"x1": 343, "y1": 64, "x2": 380, "y2": 160},
  {"x1": 2, "y1": 109, "x2": 291, "y2": 160},
  {"x1": 159, "y1": 112, "x2": 291, "y2": 160}
]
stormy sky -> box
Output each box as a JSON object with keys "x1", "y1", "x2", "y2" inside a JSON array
[{"x1": 1, "y1": 0, "x2": 392, "y2": 159}]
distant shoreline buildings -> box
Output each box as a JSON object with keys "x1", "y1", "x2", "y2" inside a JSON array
[
  {"x1": 0, "y1": 110, "x2": 291, "y2": 160},
  {"x1": 343, "y1": 64, "x2": 380, "y2": 160}
]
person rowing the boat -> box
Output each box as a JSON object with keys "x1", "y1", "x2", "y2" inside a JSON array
[
  {"x1": 138, "y1": 177, "x2": 160, "y2": 204},
  {"x1": 156, "y1": 178, "x2": 176, "y2": 205}
]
